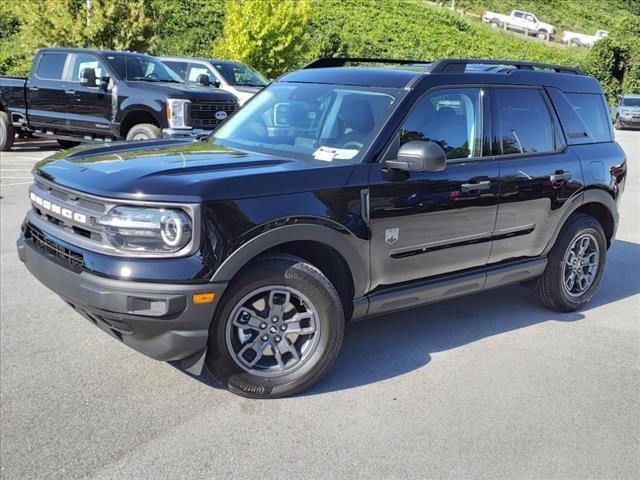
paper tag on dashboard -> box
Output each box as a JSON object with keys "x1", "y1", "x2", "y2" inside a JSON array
[{"x1": 313, "y1": 146, "x2": 359, "y2": 162}]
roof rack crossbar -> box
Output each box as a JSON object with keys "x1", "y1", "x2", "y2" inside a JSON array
[
  {"x1": 303, "y1": 57, "x2": 427, "y2": 69},
  {"x1": 429, "y1": 58, "x2": 583, "y2": 75}
]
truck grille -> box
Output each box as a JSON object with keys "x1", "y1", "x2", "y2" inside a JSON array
[
  {"x1": 24, "y1": 222, "x2": 84, "y2": 273},
  {"x1": 187, "y1": 102, "x2": 236, "y2": 128}
]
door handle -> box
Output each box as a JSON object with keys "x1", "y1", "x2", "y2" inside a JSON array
[
  {"x1": 28, "y1": 87, "x2": 38, "y2": 92},
  {"x1": 460, "y1": 180, "x2": 491, "y2": 192},
  {"x1": 550, "y1": 171, "x2": 572, "y2": 182},
  {"x1": 64, "y1": 90, "x2": 76, "y2": 95}
]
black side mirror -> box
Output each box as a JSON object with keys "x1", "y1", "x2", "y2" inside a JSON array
[
  {"x1": 99, "y1": 76, "x2": 111, "y2": 91},
  {"x1": 196, "y1": 73, "x2": 210, "y2": 87},
  {"x1": 212, "y1": 79, "x2": 221, "y2": 88},
  {"x1": 384, "y1": 141, "x2": 446, "y2": 172},
  {"x1": 80, "y1": 68, "x2": 97, "y2": 87}
]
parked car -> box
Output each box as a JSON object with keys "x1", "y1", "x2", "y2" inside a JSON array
[
  {"x1": 610, "y1": 94, "x2": 640, "y2": 130},
  {"x1": 562, "y1": 29, "x2": 608, "y2": 47},
  {"x1": 0, "y1": 48, "x2": 238, "y2": 151},
  {"x1": 160, "y1": 56, "x2": 269, "y2": 106},
  {"x1": 17, "y1": 57, "x2": 626, "y2": 398},
  {"x1": 482, "y1": 9, "x2": 556, "y2": 40}
]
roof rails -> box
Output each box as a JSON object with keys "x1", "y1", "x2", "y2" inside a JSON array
[
  {"x1": 429, "y1": 58, "x2": 584, "y2": 75},
  {"x1": 303, "y1": 57, "x2": 426, "y2": 69}
]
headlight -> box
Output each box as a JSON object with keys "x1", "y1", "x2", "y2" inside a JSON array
[
  {"x1": 97, "y1": 206, "x2": 192, "y2": 253},
  {"x1": 620, "y1": 109, "x2": 632, "y2": 116},
  {"x1": 167, "y1": 99, "x2": 190, "y2": 129}
]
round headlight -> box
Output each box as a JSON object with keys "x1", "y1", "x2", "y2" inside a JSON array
[{"x1": 160, "y1": 210, "x2": 189, "y2": 247}]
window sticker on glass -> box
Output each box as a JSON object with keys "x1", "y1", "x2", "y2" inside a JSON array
[{"x1": 313, "y1": 146, "x2": 359, "y2": 162}]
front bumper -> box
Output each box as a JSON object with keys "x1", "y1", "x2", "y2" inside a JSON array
[
  {"x1": 618, "y1": 117, "x2": 640, "y2": 128},
  {"x1": 162, "y1": 127, "x2": 214, "y2": 140},
  {"x1": 17, "y1": 234, "x2": 227, "y2": 363}
]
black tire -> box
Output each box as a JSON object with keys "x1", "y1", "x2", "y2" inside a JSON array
[
  {"x1": 533, "y1": 213, "x2": 607, "y2": 312},
  {"x1": 0, "y1": 111, "x2": 15, "y2": 151},
  {"x1": 206, "y1": 254, "x2": 344, "y2": 398},
  {"x1": 614, "y1": 116, "x2": 623, "y2": 130},
  {"x1": 537, "y1": 30, "x2": 548, "y2": 40},
  {"x1": 125, "y1": 123, "x2": 161, "y2": 141},
  {"x1": 57, "y1": 139, "x2": 80, "y2": 149}
]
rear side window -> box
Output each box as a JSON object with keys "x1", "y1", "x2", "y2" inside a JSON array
[
  {"x1": 566, "y1": 93, "x2": 611, "y2": 143},
  {"x1": 495, "y1": 88, "x2": 555, "y2": 155},
  {"x1": 36, "y1": 53, "x2": 66, "y2": 80}
]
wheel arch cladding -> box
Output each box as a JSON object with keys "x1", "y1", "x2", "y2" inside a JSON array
[
  {"x1": 120, "y1": 108, "x2": 161, "y2": 137},
  {"x1": 576, "y1": 202, "x2": 615, "y2": 247},
  {"x1": 211, "y1": 224, "x2": 368, "y2": 316}
]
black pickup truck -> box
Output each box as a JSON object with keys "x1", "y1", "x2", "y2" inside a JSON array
[{"x1": 0, "y1": 48, "x2": 238, "y2": 151}]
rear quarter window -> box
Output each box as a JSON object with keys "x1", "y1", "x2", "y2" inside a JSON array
[{"x1": 565, "y1": 93, "x2": 612, "y2": 143}]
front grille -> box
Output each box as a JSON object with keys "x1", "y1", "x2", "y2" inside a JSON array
[
  {"x1": 187, "y1": 102, "x2": 236, "y2": 128},
  {"x1": 24, "y1": 223, "x2": 84, "y2": 273}
]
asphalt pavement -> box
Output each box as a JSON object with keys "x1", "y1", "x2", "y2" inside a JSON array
[{"x1": 1, "y1": 132, "x2": 639, "y2": 480}]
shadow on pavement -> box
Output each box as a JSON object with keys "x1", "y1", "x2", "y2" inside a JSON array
[{"x1": 172, "y1": 238, "x2": 640, "y2": 396}]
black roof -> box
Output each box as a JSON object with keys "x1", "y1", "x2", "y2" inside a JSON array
[{"x1": 279, "y1": 57, "x2": 602, "y2": 94}]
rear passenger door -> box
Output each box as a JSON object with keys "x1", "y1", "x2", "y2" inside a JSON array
[
  {"x1": 25, "y1": 52, "x2": 69, "y2": 129},
  {"x1": 488, "y1": 87, "x2": 584, "y2": 264}
]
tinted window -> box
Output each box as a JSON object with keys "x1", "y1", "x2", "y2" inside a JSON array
[
  {"x1": 213, "y1": 61, "x2": 268, "y2": 87},
  {"x1": 104, "y1": 53, "x2": 182, "y2": 82},
  {"x1": 621, "y1": 97, "x2": 640, "y2": 107},
  {"x1": 163, "y1": 61, "x2": 188, "y2": 79},
  {"x1": 70, "y1": 54, "x2": 107, "y2": 82},
  {"x1": 566, "y1": 93, "x2": 611, "y2": 143},
  {"x1": 496, "y1": 88, "x2": 554, "y2": 155},
  {"x1": 400, "y1": 88, "x2": 484, "y2": 160},
  {"x1": 36, "y1": 53, "x2": 66, "y2": 80}
]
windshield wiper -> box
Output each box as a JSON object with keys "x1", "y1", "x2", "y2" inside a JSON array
[{"x1": 234, "y1": 83, "x2": 265, "y2": 87}]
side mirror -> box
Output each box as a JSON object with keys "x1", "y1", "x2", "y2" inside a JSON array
[
  {"x1": 196, "y1": 73, "x2": 210, "y2": 87},
  {"x1": 80, "y1": 68, "x2": 97, "y2": 87},
  {"x1": 99, "y1": 76, "x2": 111, "y2": 91},
  {"x1": 212, "y1": 79, "x2": 221, "y2": 88},
  {"x1": 384, "y1": 141, "x2": 446, "y2": 172}
]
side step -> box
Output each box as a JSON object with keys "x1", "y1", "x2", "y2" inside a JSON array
[{"x1": 355, "y1": 257, "x2": 547, "y2": 320}]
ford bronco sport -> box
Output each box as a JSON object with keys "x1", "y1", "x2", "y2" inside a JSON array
[{"x1": 17, "y1": 58, "x2": 626, "y2": 398}]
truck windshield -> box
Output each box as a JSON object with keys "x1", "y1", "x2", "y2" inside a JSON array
[
  {"x1": 213, "y1": 61, "x2": 268, "y2": 87},
  {"x1": 211, "y1": 83, "x2": 405, "y2": 164},
  {"x1": 104, "y1": 53, "x2": 183, "y2": 83},
  {"x1": 622, "y1": 98, "x2": 640, "y2": 107}
]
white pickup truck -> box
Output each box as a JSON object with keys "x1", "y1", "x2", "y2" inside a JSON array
[
  {"x1": 482, "y1": 9, "x2": 556, "y2": 40},
  {"x1": 562, "y1": 29, "x2": 608, "y2": 47}
]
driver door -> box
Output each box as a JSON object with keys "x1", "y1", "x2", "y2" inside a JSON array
[{"x1": 368, "y1": 87, "x2": 499, "y2": 289}]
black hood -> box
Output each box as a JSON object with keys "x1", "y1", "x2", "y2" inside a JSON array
[
  {"x1": 34, "y1": 140, "x2": 355, "y2": 203},
  {"x1": 123, "y1": 81, "x2": 237, "y2": 102}
]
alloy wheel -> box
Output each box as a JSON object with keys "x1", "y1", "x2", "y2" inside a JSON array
[{"x1": 562, "y1": 233, "x2": 600, "y2": 297}]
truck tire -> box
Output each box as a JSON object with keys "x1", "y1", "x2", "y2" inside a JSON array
[
  {"x1": 490, "y1": 20, "x2": 500, "y2": 29},
  {"x1": 614, "y1": 116, "x2": 623, "y2": 130},
  {"x1": 206, "y1": 254, "x2": 345, "y2": 398},
  {"x1": 0, "y1": 111, "x2": 15, "y2": 152},
  {"x1": 536, "y1": 30, "x2": 548, "y2": 40},
  {"x1": 57, "y1": 139, "x2": 80, "y2": 149},
  {"x1": 532, "y1": 213, "x2": 607, "y2": 312},
  {"x1": 125, "y1": 123, "x2": 161, "y2": 141}
]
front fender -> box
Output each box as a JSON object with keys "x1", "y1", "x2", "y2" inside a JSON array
[{"x1": 210, "y1": 223, "x2": 370, "y2": 298}]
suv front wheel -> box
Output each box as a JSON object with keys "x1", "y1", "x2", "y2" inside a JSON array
[
  {"x1": 206, "y1": 254, "x2": 344, "y2": 398},
  {"x1": 533, "y1": 213, "x2": 607, "y2": 312}
]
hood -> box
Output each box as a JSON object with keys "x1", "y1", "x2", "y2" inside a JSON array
[
  {"x1": 233, "y1": 85, "x2": 264, "y2": 94},
  {"x1": 34, "y1": 140, "x2": 355, "y2": 202},
  {"x1": 123, "y1": 81, "x2": 237, "y2": 103}
]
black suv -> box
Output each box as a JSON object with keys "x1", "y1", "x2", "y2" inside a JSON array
[
  {"x1": 0, "y1": 48, "x2": 237, "y2": 151},
  {"x1": 17, "y1": 58, "x2": 626, "y2": 398}
]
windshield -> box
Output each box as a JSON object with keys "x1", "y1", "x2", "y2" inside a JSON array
[
  {"x1": 210, "y1": 83, "x2": 405, "y2": 164},
  {"x1": 213, "y1": 61, "x2": 269, "y2": 87},
  {"x1": 621, "y1": 97, "x2": 640, "y2": 107},
  {"x1": 104, "y1": 53, "x2": 183, "y2": 83}
]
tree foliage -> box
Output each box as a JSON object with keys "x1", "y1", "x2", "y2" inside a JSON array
[{"x1": 212, "y1": 0, "x2": 312, "y2": 78}]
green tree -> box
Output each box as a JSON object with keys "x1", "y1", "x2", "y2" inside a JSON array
[
  {"x1": 16, "y1": 0, "x2": 157, "y2": 53},
  {"x1": 213, "y1": 0, "x2": 312, "y2": 78}
]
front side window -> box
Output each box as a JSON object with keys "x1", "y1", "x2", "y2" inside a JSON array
[
  {"x1": 104, "y1": 54, "x2": 183, "y2": 83},
  {"x1": 213, "y1": 61, "x2": 269, "y2": 87},
  {"x1": 211, "y1": 82, "x2": 405, "y2": 164},
  {"x1": 186, "y1": 64, "x2": 213, "y2": 83},
  {"x1": 399, "y1": 88, "x2": 484, "y2": 160},
  {"x1": 495, "y1": 88, "x2": 554, "y2": 155},
  {"x1": 70, "y1": 54, "x2": 107, "y2": 83},
  {"x1": 36, "y1": 53, "x2": 66, "y2": 80}
]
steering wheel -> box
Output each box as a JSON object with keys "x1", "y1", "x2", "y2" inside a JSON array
[
  {"x1": 147, "y1": 72, "x2": 160, "y2": 80},
  {"x1": 341, "y1": 141, "x2": 364, "y2": 150}
]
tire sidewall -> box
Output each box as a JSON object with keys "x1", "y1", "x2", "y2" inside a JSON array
[
  {"x1": 206, "y1": 257, "x2": 344, "y2": 398},
  {"x1": 0, "y1": 111, "x2": 15, "y2": 151},
  {"x1": 125, "y1": 124, "x2": 161, "y2": 141},
  {"x1": 552, "y1": 217, "x2": 607, "y2": 310}
]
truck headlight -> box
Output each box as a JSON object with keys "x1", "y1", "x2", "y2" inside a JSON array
[
  {"x1": 167, "y1": 99, "x2": 190, "y2": 129},
  {"x1": 620, "y1": 109, "x2": 632, "y2": 117},
  {"x1": 97, "y1": 206, "x2": 192, "y2": 253}
]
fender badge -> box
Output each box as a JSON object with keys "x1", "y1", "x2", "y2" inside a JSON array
[{"x1": 385, "y1": 228, "x2": 399, "y2": 245}]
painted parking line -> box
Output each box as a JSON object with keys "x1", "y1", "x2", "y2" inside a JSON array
[{"x1": 0, "y1": 181, "x2": 33, "y2": 187}]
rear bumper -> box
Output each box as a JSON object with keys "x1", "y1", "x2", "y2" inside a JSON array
[{"x1": 17, "y1": 234, "x2": 227, "y2": 362}]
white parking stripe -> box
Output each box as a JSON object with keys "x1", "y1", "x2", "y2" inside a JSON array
[
  {"x1": 0, "y1": 169, "x2": 33, "y2": 172},
  {"x1": 0, "y1": 181, "x2": 32, "y2": 186}
]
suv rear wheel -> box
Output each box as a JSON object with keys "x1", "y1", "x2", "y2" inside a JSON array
[
  {"x1": 0, "y1": 111, "x2": 15, "y2": 151},
  {"x1": 206, "y1": 254, "x2": 344, "y2": 398},
  {"x1": 125, "y1": 123, "x2": 161, "y2": 141},
  {"x1": 533, "y1": 213, "x2": 607, "y2": 312}
]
